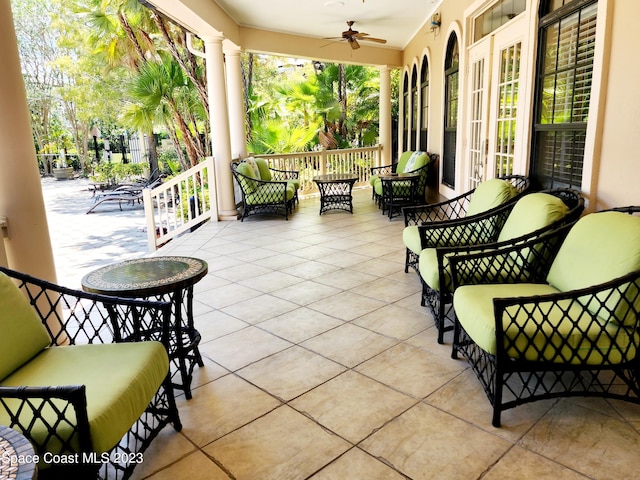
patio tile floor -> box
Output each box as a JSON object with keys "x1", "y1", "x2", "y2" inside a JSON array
[{"x1": 42, "y1": 180, "x2": 640, "y2": 479}]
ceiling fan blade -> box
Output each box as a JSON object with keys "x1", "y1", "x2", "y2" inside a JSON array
[
  {"x1": 360, "y1": 36, "x2": 387, "y2": 44},
  {"x1": 348, "y1": 38, "x2": 360, "y2": 49}
]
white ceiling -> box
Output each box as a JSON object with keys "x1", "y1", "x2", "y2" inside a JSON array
[{"x1": 213, "y1": 0, "x2": 444, "y2": 50}]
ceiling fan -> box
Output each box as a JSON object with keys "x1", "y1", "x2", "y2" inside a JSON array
[{"x1": 339, "y1": 21, "x2": 387, "y2": 50}]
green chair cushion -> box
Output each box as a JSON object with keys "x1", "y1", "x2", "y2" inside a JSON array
[
  {"x1": 288, "y1": 179, "x2": 300, "y2": 190},
  {"x1": 396, "y1": 151, "x2": 415, "y2": 172},
  {"x1": 254, "y1": 158, "x2": 272, "y2": 181},
  {"x1": 236, "y1": 162, "x2": 260, "y2": 193},
  {"x1": 0, "y1": 342, "x2": 168, "y2": 456},
  {"x1": 547, "y1": 212, "x2": 640, "y2": 326},
  {"x1": 419, "y1": 248, "x2": 447, "y2": 292},
  {"x1": 245, "y1": 183, "x2": 295, "y2": 205},
  {"x1": 497, "y1": 193, "x2": 569, "y2": 242},
  {"x1": 369, "y1": 174, "x2": 379, "y2": 187},
  {"x1": 244, "y1": 157, "x2": 261, "y2": 179},
  {"x1": 402, "y1": 226, "x2": 422, "y2": 255},
  {"x1": 466, "y1": 179, "x2": 518, "y2": 217},
  {"x1": 0, "y1": 273, "x2": 50, "y2": 381},
  {"x1": 373, "y1": 178, "x2": 414, "y2": 197},
  {"x1": 454, "y1": 283, "x2": 637, "y2": 364}
]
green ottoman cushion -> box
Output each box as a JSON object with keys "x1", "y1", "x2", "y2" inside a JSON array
[
  {"x1": 466, "y1": 179, "x2": 518, "y2": 217},
  {"x1": 0, "y1": 342, "x2": 169, "y2": 456},
  {"x1": 0, "y1": 273, "x2": 50, "y2": 381}
]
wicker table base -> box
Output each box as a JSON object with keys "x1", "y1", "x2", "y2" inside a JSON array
[{"x1": 313, "y1": 174, "x2": 359, "y2": 214}]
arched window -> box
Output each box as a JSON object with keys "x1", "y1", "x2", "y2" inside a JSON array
[
  {"x1": 410, "y1": 66, "x2": 418, "y2": 150},
  {"x1": 403, "y1": 72, "x2": 409, "y2": 151},
  {"x1": 420, "y1": 56, "x2": 429, "y2": 150},
  {"x1": 443, "y1": 33, "x2": 459, "y2": 188}
]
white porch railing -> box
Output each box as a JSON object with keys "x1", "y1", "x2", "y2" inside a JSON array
[
  {"x1": 255, "y1": 145, "x2": 382, "y2": 194},
  {"x1": 143, "y1": 145, "x2": 383, "y2": 250},
  {"x1": 143, "y1": 159, "x2": 213, "y2": 251}
]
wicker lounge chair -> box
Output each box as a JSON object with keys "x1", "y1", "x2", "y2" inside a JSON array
[
  {"x1": 450, "y1": 208, "x2": 640, "y2": 427},
  {"x1": 0, "y1": 266, "x2": 181, "y2": 479},
  {"x1": 416, "y1": 189, "x2": 584, "y2": 344}
]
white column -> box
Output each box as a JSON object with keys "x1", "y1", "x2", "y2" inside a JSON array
[
  {"x1": 0, "y1": 1, "x2": 57, "y2": 281},
  {"x1": 204, "y1": 35, "x2": 238, "y2": 220},
  {"x1": 224, "y1": 46, "x2": 248, "y2": 160},
  {"x1": 378, "y1": 66, "x2": 392, "y2": 168}
]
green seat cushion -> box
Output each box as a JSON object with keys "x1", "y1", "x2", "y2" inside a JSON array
[
  {"x1": 287, "y1": 179, "x2": 300, "y2": 191},
  {"x1": 402, "y1": 226, "x2": 422, "y2": 255},
  {"x1": 373, "y1": 178, "x2": 414, "y2": 197},
  {"x1": 369, "y1": 174, "x2": 379, "y2": 187},
  {"x1": 0, "y1": 342, "x2": 168, "y2": 457},
  {"x1": 497, "y1": 193, "x2": 569, "y2": 242},
  {"x1": 245, "y1": 183, "x2": 295, "y2": 205},
  {"x1": 466, "y1": 179, "x2": 518, "y2": 217},
  {"x1": 0, "y1": 273, "x2": 50, "y2": 381},
  {"x1": 254, "y1": 158, "x2": 272, "y2": 181},
  {"x1": 454, "y1": 283, "x2": 637, "y2": 364}
]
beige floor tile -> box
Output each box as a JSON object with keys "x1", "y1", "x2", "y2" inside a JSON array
[
  {"x1": 143, "y1": 451, "x2": 228, "y2": 480},
  {"x1": 280, "y1": 259, "x2": 341, "y2": 280},
  {"x1": 313, "y1": 269, "x2": 378, "y2": 290},
  {"x1": 352, "y1": 304, "x2": 428, "y2": 340},
  {"x1": 521, "y1": 400, "x2": 640, "y2": 480},
  {"x1": 176, "y1": 374, "x2": 280, "y2": 446},
  {"x1": 252, "y1": 253, "x2": 305, "y2": 271},
  {"x1": 356, "y1": 343, "x2": 466, "y2": 398},
  {"x1": 237, "y1": 346, "x2": 346, "y2": 401},
  {"x1": 258, "y1": 307, "x2": 344, "y2": 343},
  {"x1": 314, "y1": 250, "x2": 372, "y2": 268},
  {"x1": 426, "y1": 369, "x2": 552, "y2": 441},
  {"x1": 129, "y1": 430, "x2": 196, "y2": 479},
  {"x1": 197, "y1": 283, "x2": 262, "y2": 309},
  {"x1": 352, "y1": 277, "x2": 420, "y2": 303},
  {"x1": 220, "y1": 294, "x2": 298, "y2": 324},
  {"x1": 204, "y1": 405, "x2": 350, "y2": 480},
  {"x1": 291, "y1": 370, "x2": 416, "y2": 443},
  {"x1": 238, "y1": 270, "x2": 301, "y2": 293},
  {"x1": 214, "y1": 262, "x2": 272, "y2": 282},
  {"x1": 360, "y1": 402, "x2": 511, "y2": 480},
  {"x1": 199, "y1": 326, "x2": 293, "y2": 371},
  {"x1": 309, "y1": 448, "x2": 406, "y2": 480},
  {"x1": 182, "y1": 356, "x2": 230, "y2": 393},
  {"x1": 301, "y1": 323, "x2": 397, "y2": 367},
  {"x1": 194, "y1": 309, "x2": 249, "y2": 343},
  {"x1": 307, "y1": 290, "x2": 387, "y2": 321},
  {"x1": 482, "y1": 446, "x2": 589, "y2": 480},
  {"x1": 271, "y1": 279, "x2": 342, "y2": 305}
]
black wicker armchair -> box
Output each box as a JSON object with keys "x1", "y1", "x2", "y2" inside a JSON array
[
  {"x1": 416, "y1": 189, "x2": 584, "y2": 344},
  {"x1": 0, "y1": 266, "x2": 181, "y2": 479},
  {"x1": 231, "y1": 159, "x2": 299, "y2": 221},
  {"x1": 449, "y1": 208, "x2": 640, "y2": 427},
  {"x1": 402, "y1": 175, "x2": 530, "y2": 273}
]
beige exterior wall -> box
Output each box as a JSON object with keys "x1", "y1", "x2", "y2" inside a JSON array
[{"x1": 594, "y1": 1, "x2": 640, "y2": 211}]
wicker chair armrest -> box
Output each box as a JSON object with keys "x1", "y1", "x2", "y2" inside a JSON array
[
  {"x1": 449, "y1": 224, "x2": 573, "y2": 287},
  {"x1": 0, "y1": 384, "x2": 93, "y2": 454},
  {"x1": 416, "y1": 203, "x2": 514, "y2": 249},
  {"x1": 402, "y1": 191, "x2": 473, "y2": 226},
  {"x1": 269, "y1": 167, "x2": 299, "y2": 180},
  {"x1": 0, "y1": 266, "x2": 172, "y2": 347},
  {"x1": 370, "y1": 164, "x2": 396, "y2": 176},
  {"x1": 492, "y1": 269, "x2": 640, "y2": 364}
]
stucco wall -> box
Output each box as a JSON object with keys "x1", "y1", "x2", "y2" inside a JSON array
[{"x1": 594, "y1": 1, "x2": 640, "y2": 210}]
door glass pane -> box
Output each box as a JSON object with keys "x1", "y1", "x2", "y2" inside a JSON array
[
  {"x1": 494, "y1": 42, "x2": 520, "y2": 177},
  {"x1": 469, "y1": 58, "x2": 485, "y2": 188}
]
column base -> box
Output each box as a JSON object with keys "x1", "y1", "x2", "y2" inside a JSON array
[{"x1": 217, "y1": 210, "x2": 241, "y2": 221}]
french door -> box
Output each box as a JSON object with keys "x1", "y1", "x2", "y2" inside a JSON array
[{"x1": 465, "y1": 16, "x2": 529, "y2": 190}]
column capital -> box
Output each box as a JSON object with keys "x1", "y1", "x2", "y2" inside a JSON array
[{"x1": 201, "y1": 34, "x2": 225, "y2": 46}]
